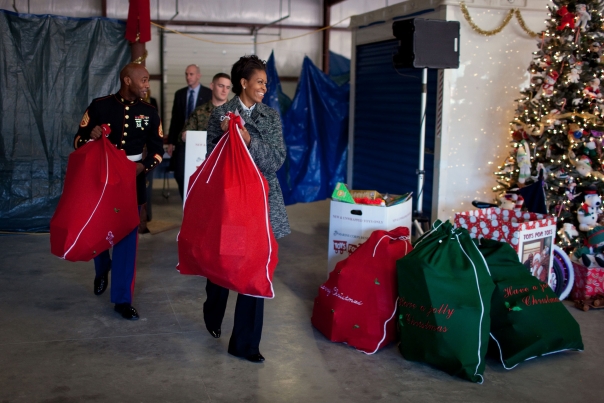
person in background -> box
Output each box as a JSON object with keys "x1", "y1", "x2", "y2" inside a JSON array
[
  {"x1": 203, "y1": 55, "x2": 290, "y2": 363},
  {"x1": 74, "y1": 63, "x2": 164, "y2": 320},
  {"x1": 139, "y1": 89, "x2": 159, "y2": 234},
  {"x1": 180, "y1": 73, "x2": 232, "y2": 139},
  {"x1": 167, "y1": 64, "x2": 212, "y2": 200}
]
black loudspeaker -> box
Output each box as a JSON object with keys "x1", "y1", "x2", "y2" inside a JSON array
[{"x1": 392, "y1": 18, "x2": 460, "y2": 69}]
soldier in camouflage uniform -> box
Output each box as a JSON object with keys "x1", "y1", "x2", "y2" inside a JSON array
[{"x1": 180, "y1": 73, "x2": 232, "y2": 139}]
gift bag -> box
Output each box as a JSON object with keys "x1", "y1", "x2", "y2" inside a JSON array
[
  {"x1": 312, "y1": 227, "x2": 412, "y2": 354},
  {"x1": 177, "y1": 112, "x2": 278, "y2": 298},
  {"x1": 50, "y1": 135, "x2": 138, "y2": 262},
  {"x1": 475, "y1": 238, "x2": 583, "y2": 369},
  {"x1": 397, "y1": 220, "x2": 495, "y2": 383}
]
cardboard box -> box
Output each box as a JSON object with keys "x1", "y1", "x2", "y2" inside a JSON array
[
  {"x1": 571, "y1": 261, "x2": 604, "y2": 300},
  {"x1": 454, "y1": 208, "x2": 557, "y2": 284},
  {"x1": 327, "y1": 198, "x2": 412, "y2": 274},
  {"x1": 183, "y1": 130, "x2": 207, "y2": 206}
]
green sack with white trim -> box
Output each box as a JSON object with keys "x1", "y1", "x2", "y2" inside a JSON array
[
  {"x1": 474, "y1": 238, "x2": 583, "y2": 369},
  {"x1": 396, "y1": 220, "x2": 495, "y2": 383}
]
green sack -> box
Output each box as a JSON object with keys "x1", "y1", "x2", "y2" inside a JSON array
[
  {"x1": 397, "y1": 220, "x2": 495, "y2": 383},
  {"x1": 475, "y1": 238, "x2": 583, "y2": 369}
]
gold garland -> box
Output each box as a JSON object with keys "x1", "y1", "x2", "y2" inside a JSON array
[
  {"x1": 460, "y1": 1, "x2": 539, "y2": 38},
  {"x1": 132, "y1": 50, "x2": 148, "y2": 64}
]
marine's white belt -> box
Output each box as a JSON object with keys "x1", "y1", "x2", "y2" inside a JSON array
[{"x1": 127, "y1": 153, "x2": 143, "y2": 162}]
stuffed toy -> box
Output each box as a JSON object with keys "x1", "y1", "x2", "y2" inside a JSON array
[
  {"x1": 577, "y1": 187, "x2": 602, "y2": 231},
  {"x1": 574, "y1": 226, "x2": 604, "y2": 267},
  {"x1": 576, "y1": 155, "x2": 594, "y2": 177},
  {"x1": 556, "y1": 6, "x2": 576, "y2": 31},
  {"x1": 541, "y1": 71, "x2": 559, "y2": 97},
  {"x1": 576, "y1": 4, "x2": 591, "y2": 31},
  {"x1": 517, "y1": 140, "x2": 531, "y2": 184}
]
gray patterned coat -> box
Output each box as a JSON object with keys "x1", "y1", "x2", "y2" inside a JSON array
[{"x1": 206, "y1": 96, "x2": 291, "y2": 239}]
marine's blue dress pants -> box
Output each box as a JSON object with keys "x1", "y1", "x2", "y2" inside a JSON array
[{"x1": 93, "y1": 224, "x2": 138, "y2": 304}]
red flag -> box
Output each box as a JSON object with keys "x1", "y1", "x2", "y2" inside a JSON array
[
  {"x1": 125, "y1": 0, "x2": 151, "y2": 43},
  {"x1": 177, "y1": 112, "x2": 279, "y2": 298}
]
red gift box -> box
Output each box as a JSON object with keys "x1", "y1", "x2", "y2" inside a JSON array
[
  {"x1": 454, "y1": 208, "x2": 557, "y2": 284},
  {"x1": 571, "y1": 261, "x2": 604, "y2": 300}
]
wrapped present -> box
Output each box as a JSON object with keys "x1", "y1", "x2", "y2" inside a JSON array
[
  {"x1": 455, "y1": 208, "x2": 556, "y2": 284},
  {"x1": 571, "y1": 261, "x2": 604, "y2": 300}
]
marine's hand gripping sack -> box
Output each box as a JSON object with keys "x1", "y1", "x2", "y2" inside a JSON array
[
  {"x1": 177, "y1": 112, "x2": 278, "y2": 298},
  {"x1": 50, "y1": 135, "x2": 139, "y2": 262}
]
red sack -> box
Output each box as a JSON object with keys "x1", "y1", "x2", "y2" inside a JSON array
[
  {"x1": 312, "y1": 226, "x2": 412, "y2": 354},
  {"x1": 177, "y1": 112, "x2": 278, "y2": 298},
  {"x1": 50, "y1": 135, "x2": 138, "y2": 262}
]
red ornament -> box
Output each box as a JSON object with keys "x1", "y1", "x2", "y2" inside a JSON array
[{"x1": 556, "y1": 6, "x2": 576, "y2": 31}]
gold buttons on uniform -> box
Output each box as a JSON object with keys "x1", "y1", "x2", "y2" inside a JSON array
[
  {"x1": 122, "y1": 140, "x2": 126, "y2": 144},
  {"x1": 124, "y1": 133, "x2": 128, "y2": 137},
  {"x1": 141, "y1": 128, "x2": 144, "y2": 131},
  {"x1": 126, "y1": 107, "x2": 130, "y2": 111},
  {"x1": 125, "y1": 115, "x2": 129, "y2": 119},
  {"x1": 125, "y1": 124, "x2": 129, "y2": 128}
]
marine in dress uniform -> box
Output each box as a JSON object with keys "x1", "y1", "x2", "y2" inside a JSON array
[{"x1": 74, "y1": 63, "x2": 164, "y2": 320}]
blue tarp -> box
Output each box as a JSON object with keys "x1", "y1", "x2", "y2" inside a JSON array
[
  {"x1": 0, "y1": 11, "x2": 130, "y2": 232},
  {"x1": 264, "y1": 51, "x2": 291, "y2": 120},
  {"x1": 275, "y1": 57, "x2": 350, "y2": 205},
  {"x1": 329, "y1": 50, "x2": 351, "y2": 86}
]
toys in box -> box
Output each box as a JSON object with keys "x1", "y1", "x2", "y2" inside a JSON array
[
  {"x1": 454, "y1": 208, "x2": 556, "y2": 284},
  {"x1": 327, "y1": 183, "x2": 412, "y2": 274}
]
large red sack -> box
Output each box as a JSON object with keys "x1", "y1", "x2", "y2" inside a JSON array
[
  {"x1": 50, "y1": 135, "x2": 138, "y2": 262},
  {"x1": 311, "y1": 226, "x2": 412, "y2": 354},
  {"x1": 177, "y1": 112, "x2": 278, "y2": 298}
]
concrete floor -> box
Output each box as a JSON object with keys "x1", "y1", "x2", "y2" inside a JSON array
[{"x1": 1, "y1": 185, "x2": 603, "y2": 403}]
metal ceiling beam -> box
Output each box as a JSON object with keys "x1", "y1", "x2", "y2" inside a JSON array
[{"x1": 154, "y1": 19, "x2": 348, "y2": 32}]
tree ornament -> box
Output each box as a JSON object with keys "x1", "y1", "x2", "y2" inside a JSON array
[
  {"x1": 556, "y1": 6, "x2": 576, "y2": 31},
  {"x1": 541, "y1": 71, "x2": 560, "y2": 97},
  {"x1": 576, "y1": 4, "x2": 591, "y2": 32},
  {"x1": 517, "y1": 140, "x2": 531, "y2": 184}
]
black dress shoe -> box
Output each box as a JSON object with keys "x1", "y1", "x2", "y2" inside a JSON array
[
  {"x1": 207, "y1": 328, "x2": 221, "y2": 339},
  {"x1": 114, "y1": 303, "x2": 139, "y2": 320},
  {"x1": 245, "y1": 353, "x2": 265, "y2": 363},
  {"x1": 93, "y1": 263, "x2": 111, "y2": 296}
]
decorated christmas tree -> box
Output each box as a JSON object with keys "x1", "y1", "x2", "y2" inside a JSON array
[{"x1": 494, "y1": 0, "x2": 604, "y2": 249}]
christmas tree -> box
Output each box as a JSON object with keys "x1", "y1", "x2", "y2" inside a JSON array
[{"x1": 494, "y1": 0, "x2": 604, "y2": 249}]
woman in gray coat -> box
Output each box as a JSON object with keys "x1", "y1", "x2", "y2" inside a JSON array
[{"x1": 203, "y1": 55, "x2": 290, "y2": 363}]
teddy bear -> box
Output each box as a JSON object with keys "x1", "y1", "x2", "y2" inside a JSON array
[{"x1": 576, "y1": 4, "x2": 591, "y2": 31}]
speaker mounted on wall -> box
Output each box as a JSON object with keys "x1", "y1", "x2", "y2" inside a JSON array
[{"x1": 392, "y1": 18, "x2": 460, "y2": 69}]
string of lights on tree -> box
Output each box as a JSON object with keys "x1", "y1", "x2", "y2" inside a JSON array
[{"x1": 493, "y1": 0, "x2": 604, "y2": 250}]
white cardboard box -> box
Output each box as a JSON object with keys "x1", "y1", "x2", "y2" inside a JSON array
[
  {"x1": 327, "y1": 199, "x2": 413, "y2": 274},
  {"x1": 183, "y1": 131, "x2": 207, "y2": 206}
]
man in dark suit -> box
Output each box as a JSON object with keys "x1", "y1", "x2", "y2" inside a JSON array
[{"x1": 167, "y1": 64, "x2": 212, "y2": 200}]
